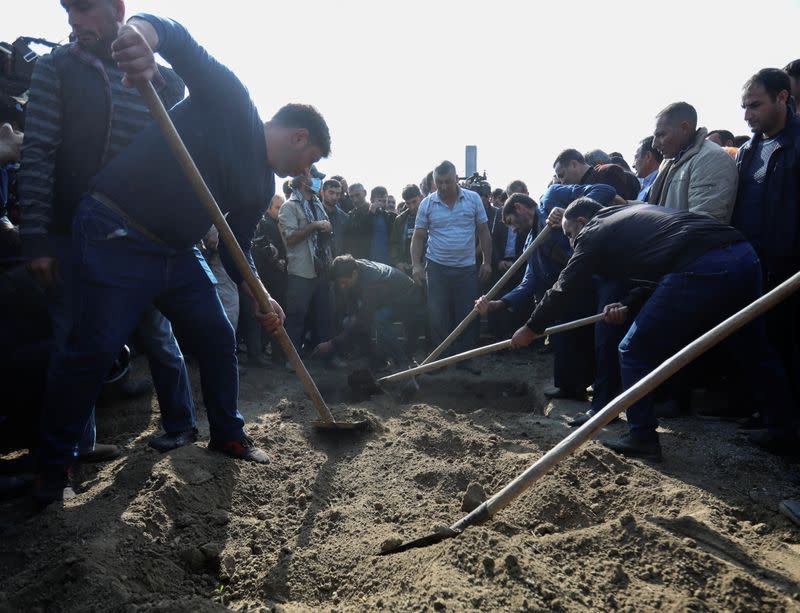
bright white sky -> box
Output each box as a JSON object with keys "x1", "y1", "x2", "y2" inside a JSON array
[{"x1": 6, "y1": 0, "x2": 800, "y2": 200}]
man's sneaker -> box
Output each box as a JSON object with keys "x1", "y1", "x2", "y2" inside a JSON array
[
  {"x1": 602, "y1": 431, "x2": 663, "y2": 462},
  {"x1": 148, "y1": 427, "x2": 199, "y2": 452},
  {"x1": 33, "y1": 468, "x2": 76, "y2": 506},
  {"x1": 78, "y1": 443, "x2": 122, "y2": 463},
  {"x1": 208, "y1": 437, "x2": 270, "y2": 464},
  {"x1": 568, "y1": 409, "x2": 622, "y2": 427},
  {"x1": 747, "y1": 430, "x2": 800, "y2": 457}
]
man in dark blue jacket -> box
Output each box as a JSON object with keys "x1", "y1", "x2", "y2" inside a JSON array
[
  {"x1": 35, "y1": 14, "x2": 330, "y2": 504},
  {"x1": 734, "y1": 68, "x2": 800, "y2": 427}
]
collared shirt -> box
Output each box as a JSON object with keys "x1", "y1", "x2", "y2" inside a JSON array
[
  {"x1": 503, "y1": 226, "x2": 517, "y2": 259},
  {"x1": 414, "y1": 187, "x2": 488, "y2": 267},
  {"x1": 638, "y1": 169, "x2": 658, "y2": 201}
]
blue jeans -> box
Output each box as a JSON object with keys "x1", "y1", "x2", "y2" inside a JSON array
[
  {"x1": 48, "y1": 235, "x2": 196, "y2": 451},
  {"x1": 39, "y1": 197, "x2": 243, "y2": 469},
  {"x1": 619, "y1": 242, "x2": 795, "y2": 435},
  {"x1": 426, "y1": 260, "x2": 479, "y2": 356}
]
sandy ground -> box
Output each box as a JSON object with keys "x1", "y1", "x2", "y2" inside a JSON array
[{"x1": 1, "y1": 346, "x2": 799, "y2": 612}]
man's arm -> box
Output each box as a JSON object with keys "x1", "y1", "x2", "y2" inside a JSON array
[
  {"x1": 18, "y1": 54, "x2": 61, "y2": 285},
  {"x1": 687, "y1": 152, "x2": 738, "y2": 224},
  {"x1": 410, "y1": 228, "x2": 428, "y2": 285},
  {"x1": 477, "y1": 222, "x2": 492, "y2": 282}
]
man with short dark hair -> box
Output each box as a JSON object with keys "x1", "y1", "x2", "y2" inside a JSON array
[
  {"x1": 511, "y1": 200, "x2": 797, "y2": 461},
  {"x1": 391, "y1": 183, "x2": 424, "y2": 274},
  {"x1": 491, "y1": 188, "x2": 506, "y2": 207},
  {"x1": 553, "y1": 149, "x2": 640, "y2": 200},
  {"x1": 19, "y1": 0, "x2": 194, "y2": 464},
  {"x1": 330, "y1": 175, "x2": 353, "y2": 213},
  {"x1": 506, "y1": 180, "x2": 528, "y2": 196},
  {"x1": 648, "y1": 101, "x2": 738, "y2": 222},
  {"x1": 321, "y1": 178, "x2": 348, "y2": 257},
  {"x1": 313, "y1": 255, "x2": 424, "y2": 371},
  {"x1": 32, "y1": 14, "x2": 328, "y2": 502},
  {"x1": 632, "y1": 136, "x2": 663, "y2": 201},
  {"x1": 411, "y1": 161, "x2": 492, "y2": 371},
  {"x1": 343, "y1": 183, "x2": 396, "y2": 263},
  {"x1": 783, "y1": 59, "x2": 800, "y2": 114},
  {"x1": 707, "y1": 130, "x2": 736, "y2": 147},
  {"x1": 734, "y1": 68, "x2": 800, "y2": 432}
]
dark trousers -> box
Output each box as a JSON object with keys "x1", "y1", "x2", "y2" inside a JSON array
[
  {"x1": 550, "y1": 290, "x2": 595, "y2": 393},
  {"x1": 425, "y1": 260, "x2": 479, "y2": 356},
  {"x1": 285, "y1": 274, "x2": 333, "y2": 353},
  {"x1": 619, "y1": 242, "x2": 795, "y2": 435},
  {"x1": 373, "y1": 288, "x2": 425, "y2": 368},
  {"x1": 590, "y1": 278, "x2": 633, "y2": 412},
  {"x1": 39, "y1": 198, "x2": 244, "y2": 469}
]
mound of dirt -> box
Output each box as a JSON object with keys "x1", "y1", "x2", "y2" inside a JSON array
[{"x1": 1, "y1": 350, "x2": 799, "y2": 612}]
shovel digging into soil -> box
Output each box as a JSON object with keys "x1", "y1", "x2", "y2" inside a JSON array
[
  {"x1": 349, "y1": 311, "x2": 611, "y2": 401},
  {"x1": 137, "y1": 81, "x2": 368, "y2": 433},
  {"x1": 378, "y1": 269, "x2": 800, "y2": 554}
]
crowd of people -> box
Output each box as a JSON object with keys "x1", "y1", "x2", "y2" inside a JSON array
[{"x1": 0, "y1": 0, "x2": 798, "y2": 518}]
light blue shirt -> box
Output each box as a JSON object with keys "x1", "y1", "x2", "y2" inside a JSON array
[
  {"x1": 503, "y1": 226, "x2": 517, "y2": 259},
  {"x1": 415, "y1": 188, "x2": 488, "y2": 267},
  {"x1": 638, "y1": 169, "x2": 658, "y2": 201}
]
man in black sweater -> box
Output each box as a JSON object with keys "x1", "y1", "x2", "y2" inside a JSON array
[{"x1": 512, "y1": 199, "x2": 797, "y2": 461}]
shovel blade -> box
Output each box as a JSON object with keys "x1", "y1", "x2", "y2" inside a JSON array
[
  {"x1": 311, "y1": 419, "x2": 371, "y2": 432},
  {"x1": 377, "y1": 526, "x2": 460, "y2": 555}
]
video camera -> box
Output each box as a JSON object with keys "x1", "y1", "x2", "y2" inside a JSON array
[
  {"x1": 459, "y1": 171, "x2": 491, "y2": 198},
  {"x1": 0, "y1": 36, "x2": 59, "y2": 127}
]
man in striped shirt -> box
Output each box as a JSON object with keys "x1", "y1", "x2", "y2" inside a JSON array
[{"x1": 19, "y1": 0, "x2": 197, "y2": 462}]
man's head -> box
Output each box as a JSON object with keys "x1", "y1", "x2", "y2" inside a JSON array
[
  {"x1": 653, "y1": 102, "x2": 697, "y2": 158},
  {"x1": 562, "y1": 197, "x2": 603, "y2": 248},
  {"x1": 584, "y1": 149, "x2": 611, "y2": 166},
  {"x1": 387, "y1": 195, "x2": 396, "y2": 212},
  {"x1": 281, "y1": 180, "x2": 292, "y2": 199},
  {"x1": 506, "y1": 180, "x2": 529, "y2": 196},
  {"x1": 501, "y1": 193, "x2": 539, "y2": 236},
  {"x1": 783, "y1": 59, "x2": 800, "y2": 110},
  {"x1": 742, "y1": 68, "x2": 791, "y2": 138},
  {"x1": 348, "y1": 183, "x2": 367, "y2": 209},
  {"x1": 330, "y1": 174, "x2": 348, "y2": 193},
  {"x1": 0, "y1": 122, "x2": 23, "y2": 164},
  {"x1": 370, "y1": 185, "x2": 388, "y2": 209},
  {"x1": 469, "y1": 180, "x2": 492, "y2": 208},
  {"x1": 632, "y1": 136, "x2": 663, "y2": 178},
  {"x1": 265, "y1": 104, "x2": 330, "y2": 178},
  {"x1": 322, "y1": 179, "x2": 342, "y2": 208},
  {"x1": 290, "y1": 172, "x2": 315, "y2": 199},
  {"x1": 553, "y1": 149, "x2": 589, "y2": 185},
  {"x1": 62, "y1": 0, "x2": 124, "y2": 57},
  {"x1": 331, "y1": 254, "x2": 360, "y2": 290},
  {"x1": 402, "y1": 184, "x2": 422, "y2": 213},
  {"x1": 491, "y1": 188, "x2": 506, "y2": 207},
  {"x1": 433, "y1": 160, "x2": 458, "y2": 201},
  {"x1": 706, "y1": 129, "x2": 735, "y2": 147},
  {"x1": 266, "y1": 194, "x2": 284, "y2": 220},
  {"x1": 420, "y1": 171, "x2": 435, "y2": 196}
]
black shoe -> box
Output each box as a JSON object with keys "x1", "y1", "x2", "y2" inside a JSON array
[
  {"x1": 78, "y1": 443, "x2": 122, "y2": 463},
  {"x1": 747, "y1": 430, "x2": 800, "y2": 457},
  {"x1": 568, "y1": 409, "x2": 621, "y2": 428},
  {"x1": 118, "y1": 377, "x2": 154, "y2": 398},
  {"x1": 33, "y1": 468, "x2": 76, "y2": 506},
  {"x1": 148, "y1": 427, "x2": 199, "y2": 452},
  {"x1": 544, "y1": 386, "x2": 587, "y2": 401},
  {"x1": 208, "y1": 436, "x2": 270, "y2": 464},
  {"x1": 455, "y1": 362, "x2": 482, "y2": 376},
  {"x1": 0, "y1": 474, "x2": 34, "y2": 501},
  {"x1": 602, "y1": 431, "x2": 663, "y2": 462}
]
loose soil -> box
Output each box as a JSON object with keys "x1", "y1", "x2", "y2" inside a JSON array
[{"x1": 1, "y1": 347, "x2": 799, "y2": 612}]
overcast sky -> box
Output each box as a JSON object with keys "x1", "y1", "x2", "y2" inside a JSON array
[{"x1": 6, "y1": 0, "x2": 800, "y2": 200}]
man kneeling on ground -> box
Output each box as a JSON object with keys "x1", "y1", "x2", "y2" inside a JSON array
[{"x1": 510, "y1": 198, "x2": 798, "y2": 462}]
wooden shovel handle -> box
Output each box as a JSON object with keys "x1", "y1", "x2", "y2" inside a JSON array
[
  {"x1": 420, "y1": 225, "x2": 553, "y2": 365},
  {"x1": 380, "y1": 311, "x2": 609, "y2": 383},
  {"x1": 136, "y1": 81, "x2": 335, "y2": 423}
]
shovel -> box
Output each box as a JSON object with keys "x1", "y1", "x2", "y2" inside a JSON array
[
  {"x1": 136, "y1": 81, "x2": 368, "y2": 433},
  {"x1": 379, "y1": 267, "x2": 800, "y2": 554},
  {"x1": 419, "y1": 225, "x2": 553, "y2": 367},
  {"x1": 350, "y1": 311, "x2": 611, "y2": 400}
]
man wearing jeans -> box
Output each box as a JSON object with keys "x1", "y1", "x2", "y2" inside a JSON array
[
  {"x1": 411, "y1": 160, "x2": 492, "y2": 373},
  {"x1": 511, "y1": 199, "x2": 798, "y2": 462}
]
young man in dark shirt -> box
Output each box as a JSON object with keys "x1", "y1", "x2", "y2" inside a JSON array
[
  {"x1": 512, "y1": 199, "x2": 797, "y2": 462},
  {"x1": 35, "y1": 14, "x2": 330, "y2": 504}
]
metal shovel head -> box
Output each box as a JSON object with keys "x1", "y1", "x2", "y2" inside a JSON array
[
  {"x1": 311, "y1": 418, "x2": 371, "y2": 432},
  {"x1": 347, "y1": 369, "x2": 383, "y2": 398},
  {"x1": 378, "y1": 525, "x2": 461, "y2": 556}
]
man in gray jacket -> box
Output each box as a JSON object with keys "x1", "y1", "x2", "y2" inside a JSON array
[{"x1": 648, "y1": 102, "x2": 738, "y2": 223}]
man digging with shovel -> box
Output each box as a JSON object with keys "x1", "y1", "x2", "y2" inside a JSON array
[
  {"x1": 510, "y1": 198, "x2": 799, "y2": 462},
  {"x1": 34, "y1": 14, "x2": 330, "y2": 505}
]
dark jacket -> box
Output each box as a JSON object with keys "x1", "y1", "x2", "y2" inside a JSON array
[
  {"x1": 323, "y1": 203, "x2": 349, "y2": 257},
  {"x1": 490, "y1": 211, "x2": 524, "y2": 285},
  {"x1": 390, "y1": 207, "x2": 420, "y2": 268},
  {"x1": 581, "y1": 164, "x2": 640, "y2": 200},
  {"x1": 344, "y1": 207, "x2": 396, "y2": 260},
  {"x1": 733, "y1": 110, "x2": 800, "y2": 284}
]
